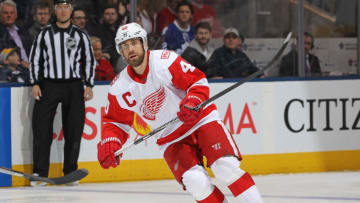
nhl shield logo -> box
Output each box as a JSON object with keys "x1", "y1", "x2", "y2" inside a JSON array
[{"x1": 66, "y1": 37, "x2": 77, "y2": 50}]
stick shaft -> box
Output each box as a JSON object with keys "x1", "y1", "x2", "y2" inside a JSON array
[{"x1": 0, "y1": 166, "x2": 55, "y2": 184}]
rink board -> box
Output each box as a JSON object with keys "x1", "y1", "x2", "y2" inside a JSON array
[
  {"x1": 7, "y1": 79, "x2": 360, "y2": 186},
  {"x1": 0, "y1": 88, "x2": 11, "y2": 186},
  {"x1": 10, "y1": 150, "x2": 360, "y2": 186}
]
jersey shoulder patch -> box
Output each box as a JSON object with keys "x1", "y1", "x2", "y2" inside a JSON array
[
  {"x1": 148, "y1": 50, "x2": 178, "y2": 84},
  {"x1": 150, "y1": 50, "x2": 178, "y2": 61},
  {"x1": 149, "y1": 50, "x2": 178, "y2": 70},
  {"x1": 160, "y1": 50, "x2": 171, "y2": 59}
]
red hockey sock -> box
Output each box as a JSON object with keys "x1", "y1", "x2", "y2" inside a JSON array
[
  {"x1": 228, "y1": 172, "x2": 255, "y2": 197},
  {"x1": 197, "y1": 186, "x2": 225, "y2": 203}
]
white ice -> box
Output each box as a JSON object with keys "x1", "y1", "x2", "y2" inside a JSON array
[{"x1": 0, "y1": 171, "x2": 359, "y2": 203}]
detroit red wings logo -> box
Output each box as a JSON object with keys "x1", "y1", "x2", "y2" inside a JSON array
[
  {"x1": 161, "y1": 50, "x2": 170, "y2": 59},
  {"x1": 140, "y1": 86, "x2": 166, "y2": 120}
]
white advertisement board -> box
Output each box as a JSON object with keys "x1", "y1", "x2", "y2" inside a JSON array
[
  {"x1": 11, "y1": 79, "x2": 360, "y2": 165},
  {"x1": 11, "y1": 85, "x2": 163, "y2": 166},
  {"x1": 212, "y1": 80, "x2": 360, "y2": 155}
]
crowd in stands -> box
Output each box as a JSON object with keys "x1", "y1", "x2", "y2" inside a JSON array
[{"x1": 0, "y1": 0, "x2": 325, "y2": 85}]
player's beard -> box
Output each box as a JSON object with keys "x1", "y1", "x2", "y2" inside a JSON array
[{"x1": 126, "y1": 50, "x2": 145, "y2": 67}]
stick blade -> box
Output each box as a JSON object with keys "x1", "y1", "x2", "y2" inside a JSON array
[
  {"x1": 0, "y1": 166, "x2": 89, "y2": 185},
  {"x1": 49, "y1": 168, "x2": 89, "y2": 185}
]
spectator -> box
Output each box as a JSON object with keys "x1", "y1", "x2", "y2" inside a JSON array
[
  {"x1": 190, "y1": 0, "x2": 222, "y2": 38},
  {"x1": 12, "y1": 0, "x2": 35, "y2": 25},
  {"x1": 117, "y1": 0, "x2": 130, "y2": 25},
  {"x1": 92, "y1": 4, "x2": 121, "y2": 67},
  {"x1": 137, "y1": 0, "x2": 164, "y2": 50},
  {"x1": 279, "y1": 32, "x2": 321, "y2": 77},
  {"x1": 0, "y1": 47, "x2": 29, "y2": 83},
  {"x1": 91, "y1": 36, "x2": 115, "y2": 81},
  {"x1": 237, "y1": 34, "x2": 245, "y2": 51},
  {"x1": 88, "y1": 0, "x2": 119, "y2": 24},
  {"x1": 181, "y1": 21, "x2": 214, "y2": 72},
  {"x1": 71, "y1": 7, "x2": 89, "y2": 35},
  {"x1": 162, "y1": 0, "x2": 195, "y2": 55},
  {"x1": 97, "y1": 5, "x2": 121, "y2": 67},
  {"x1": 156, "y1": 0, "x2": 180, "y2": 34},
  {"x1": 71, "y1": 0, "x2": 101, "y2": 36},
  {"x1": 137, "y1": 0, "x2": 161, "y2": 34},
  {"x1": 105, "y1": 0, "x2": 119, "y2": 5},
  {"x1": 205, "y1": 27, "x2": 259, "y2": 78},
  {"x1": 0, "y1": 0, "x2": 33, "y2": 68},
  {"x1": 28, "y1": 1, "x2": 52, "y2": 39}
]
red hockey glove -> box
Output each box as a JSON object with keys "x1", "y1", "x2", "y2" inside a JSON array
[
  {"x1": 97, "y1": 137, "x2": 123, "y2": 169},
  {"x1": 177, "y1": 95, "x2": 204, "y2": 124}
]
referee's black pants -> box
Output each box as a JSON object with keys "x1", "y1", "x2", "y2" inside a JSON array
[{"x1": 32, "y1": 80, "x2": 85, "y2": 177}]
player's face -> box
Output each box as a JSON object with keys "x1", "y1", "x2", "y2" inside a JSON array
[
  {"x1": 0, "y1": 4, "x2": 17, "y2": 26},
  {"x1": 224, "y1": 33, "x2": 240, "y2": 50},
  {"x1": 120, "y1": 38, "x2": 145, "y2": 67},
  {"x1": 177, "y1": 5, "x2": 192, "y2": 24},
  {"x1": 55, "y1": 3, "x2": 72, "y2": 23},
  {"x1": 35, "y1": 8, "x2": 50, "y2": 26},
  {"x1": 195, "y1": 27, "x2": 211, "y2": 46}
]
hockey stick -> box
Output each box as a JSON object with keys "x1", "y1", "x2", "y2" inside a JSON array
[
  {"x1": 0, "y1": 166, "x2": 88, "y2": 185},
  {"x1": 115, "y1": 32, "x2": 292, "y2": 157}
]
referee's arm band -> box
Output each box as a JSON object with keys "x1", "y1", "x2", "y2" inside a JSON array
[
  {"x1": 31, "y1": 81, "x2": 40, "y2": 86},
  {"x1": 85, "y1": 82, "x2": 94, "y2": 87}
]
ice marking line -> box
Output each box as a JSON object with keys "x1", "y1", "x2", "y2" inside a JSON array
[{"x1": 10, "y1": 187, "x2": 360, "y2": 201}]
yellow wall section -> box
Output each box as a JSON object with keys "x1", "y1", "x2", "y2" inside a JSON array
[
  {"x1": 12, "y1": 150, "x2": 360, "y2": 187},
  {"x1": 241, "y1": 150, "x2": 360, "y2": 174}
]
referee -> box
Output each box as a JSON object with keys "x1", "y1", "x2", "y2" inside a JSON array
[{"x1": 29, "y1": 0, "x2": 95, "y2": 186}]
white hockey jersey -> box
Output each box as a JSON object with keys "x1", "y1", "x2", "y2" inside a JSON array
[{"x1": 103, "y1": 50, "x2": 221, "y2": 152}]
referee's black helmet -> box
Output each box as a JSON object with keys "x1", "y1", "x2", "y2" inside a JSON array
[{"x1": 54, "y1": 0, "x2": 72, "y2": 5}]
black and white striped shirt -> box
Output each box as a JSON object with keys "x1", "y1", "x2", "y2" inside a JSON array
[{"x1": 29, "y1": 23, "x2": 95, "y2": 86}]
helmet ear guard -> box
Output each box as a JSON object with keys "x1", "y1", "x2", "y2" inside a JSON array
[{"x1": 115, "y1": 23, "x2": 148, "y2": 54}]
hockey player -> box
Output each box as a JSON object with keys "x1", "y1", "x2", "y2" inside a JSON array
[{"x1": 97, "y1": 22, "x2": 264, "y2": 203}]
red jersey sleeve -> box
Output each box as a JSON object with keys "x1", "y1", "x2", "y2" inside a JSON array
[
  {"x1": 102, "y1": 93, "x2": 134, "y2": 143},
  {"x1": 168, "y1": 56, "x2": 210, "y2": 102}
]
